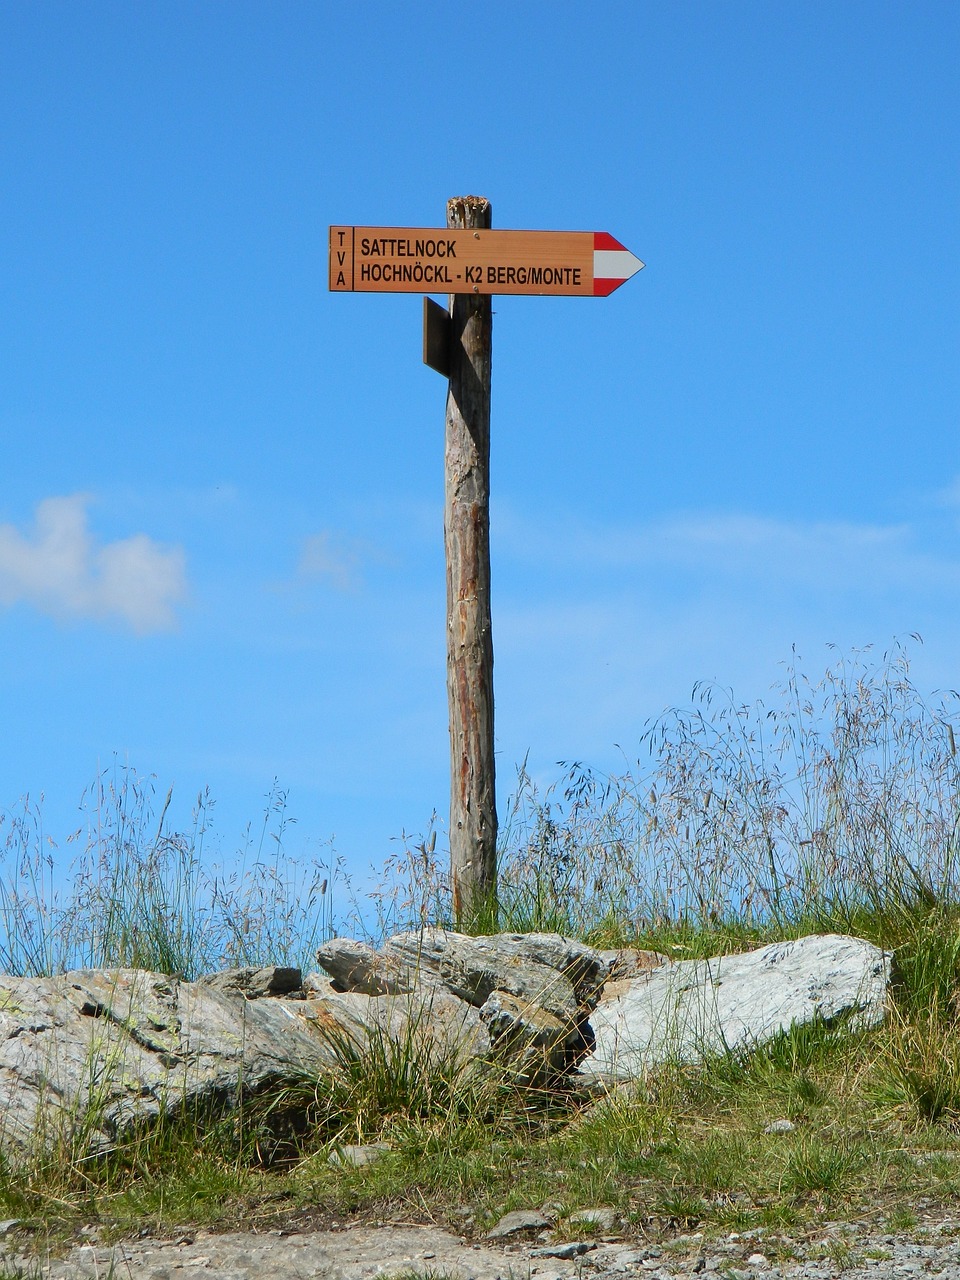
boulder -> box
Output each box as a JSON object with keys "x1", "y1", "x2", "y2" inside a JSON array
[
  {"x1": 200, "y1": 965, "x2": 304, "y2": 997},
  {"x1": 378, "y1": 929, "x2": 609, "y2": 1021},
  {"x1": 302, "y1": 974, "x2": 490, "y2": 1068},
  {"x1": 0, "y1": 931, "x2": 892, "y2": 1159},
  {"x1": 319, "y1": 928, "x2": 610, "y2": 1081},
  {"x1": 485, "y1": 1208, "x2": 553, "y2": 1238},
  {"x1": 313, "y1": 939, "x2": 425, "y2": 996},
  {"x1": 579, "y1": 933, "x2": 890, "y2": 1082},
  {"x1": 478, "y1": 989, "x2": 588, "y2": 1078},
  {"x1": 0, "y1": 964, "x2": 498, "y2": 1160},
  {"x1": 0, "y1": 968, "x2": 335, "y2": 1156}
]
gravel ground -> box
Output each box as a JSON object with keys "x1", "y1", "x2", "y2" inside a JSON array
[{"x1": 5, "y1": 1218, "x2": 960, "y2": 1280}]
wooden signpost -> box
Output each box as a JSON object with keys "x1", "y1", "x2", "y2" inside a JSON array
[{"x1": 329, "y1": 197, "x2": 644, "y2": 925}]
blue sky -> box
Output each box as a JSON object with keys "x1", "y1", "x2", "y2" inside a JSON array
[{"x1": 1, "y1": 2, "x2": 958, "y2": 892}]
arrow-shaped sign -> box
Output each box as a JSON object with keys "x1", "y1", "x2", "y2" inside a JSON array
[
  {"x1": 591, "y1": 232, "x2": 646, "y2": 296},
  {"x1": 329, "y1": 226, "x2": 644, "y2": 297}
]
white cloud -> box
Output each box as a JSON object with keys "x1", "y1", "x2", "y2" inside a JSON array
[
  {"x1": 638, "y1": 513, "x2": 927, "y2": 587},
  {"x1": 935, "y1": 475, "x2": 960, "y2": 508},
  {"x1": 297, "y1": 530, "x2": 394, "y2": 592},
  {"x1": 485, "y1": 498, "x2": 960, "y2": 763},
  {"x1": 298, "y1": 532, "x2": 361, "y2": 591},
  {"x1": 495, "y1": 507, "x2": 960, "y2": 592},
  {"x1": 0, "y1": 495, "x2": 186, "y2": 633}
]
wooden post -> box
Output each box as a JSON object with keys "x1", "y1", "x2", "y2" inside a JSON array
[{"x1": 444, "y1": 195, "x2": 497, "y2": 928}]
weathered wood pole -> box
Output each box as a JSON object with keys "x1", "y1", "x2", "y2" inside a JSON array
[{"x1": 444, "y1": 194, "x2": 497, "y2": 927}]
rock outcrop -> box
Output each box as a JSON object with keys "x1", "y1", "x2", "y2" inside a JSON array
[
  {"x1": 580, "y1": 933, "x2": 890, "y2": 1082},
  {"x1": 0, "y1": 931, "x2": 890, "y2": 1159},
  {"x1": 317, "y1": 929, "x2": 609, "y2": 1075},
  {"x1": 0, "y1": 967, "x2": 333, "y2": 1157}
]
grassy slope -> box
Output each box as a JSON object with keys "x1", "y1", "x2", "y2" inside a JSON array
[
  {"x1": 4, "y1": 901, "x2": 960, "y2": 1248},
  {"x1": 3, "y1": 644, "x2": 960, "y2": 1243}
]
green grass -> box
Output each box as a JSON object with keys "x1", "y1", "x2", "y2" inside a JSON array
[
  {"x1": 0, "y1": 772, "x2": 336, "y2": 979},
  {"x1": 3, "y1": 642, "x2": 960, "y2": 1246},
  {"x1": 4, "y1": 946, "x2": 960, "y2": 1245}
]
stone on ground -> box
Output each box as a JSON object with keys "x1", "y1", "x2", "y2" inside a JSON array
[
  {"x1": 579, "y1": 933, "x2": 890, "y2": 1082},
  {"x1": 0, "y1": 930, "x2": 891, "y2": 1159}
]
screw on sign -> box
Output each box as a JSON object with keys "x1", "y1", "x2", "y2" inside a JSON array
[
  {"x1": 329, "y1": 198, "x2": 644, "y2": 925},
  {"x1": 328, "y1": 226, "x2": 644, "y2": 296}
]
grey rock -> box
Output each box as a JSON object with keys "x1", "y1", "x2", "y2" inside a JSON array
[
  {"x1": 199, "y1": 966, "x2": 302, "y2": 997},
  {"x1": 594, "y1": 1247, "x2": 647, "y2": 1270},
  {"x1": 0, "y1": 931, "x2": 893, "y2": 1160},
  {"x1": 568, "y1": 1207, "x2": 618, "y2": 1231},
  {"x1": 485, "y1": 1209, "x2": 553, "y2": 1238},
  {"x1": 320, "y1": 929, "x2": 610, "y2": 1082},
  {"x1": 0, "y1": 966, "x2": 491, "y2": 1159},
  {"x1": 382, "y1": 929, "x2": 608, "y2": 1020},
  {"x1": 314, "y1": 938, "x2": 426, "y2": 996},
  {"x1": 327, "y1": 1142, "x2": 390, "y2": 1168},
  {"x1": 479, "y1": 989, "x2": 587, "y2": 1079},
  {"x1": 580, "y1": 934, "x2": 890, "y2": 1081},
  {"x1": 531, "y1": 1241, "x2": 597, "y2": 1258},
  {"x1": 0, "y1": 932, "x2": 598, "y2": 1157},
  {"x1": 764, "y1": 1118, "x2": 796, "y2": 1134},
  {"x1": 303, "y1": 977, "x2": 489, "y2": 1066},
  {"x1": 0, "y1": 968, "x2": 338, "y2": 1156}
]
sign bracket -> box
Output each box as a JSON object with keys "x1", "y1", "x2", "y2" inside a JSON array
[{"x1": 423, "y1": 297, "x2": 451, "y2": 377}]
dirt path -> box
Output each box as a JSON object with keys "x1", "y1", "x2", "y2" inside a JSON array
[{"x1": 5, "y1": 1217, "x2": 960, "y2": 1280}]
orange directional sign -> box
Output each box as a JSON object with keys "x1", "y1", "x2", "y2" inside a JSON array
[{"x1": 329, "y1": 226, "x2": 644, "y2": 297}]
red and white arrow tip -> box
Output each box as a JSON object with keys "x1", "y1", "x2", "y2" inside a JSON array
[{"x1": 593, "y1": 232, "x2": 645, "y2": 296}]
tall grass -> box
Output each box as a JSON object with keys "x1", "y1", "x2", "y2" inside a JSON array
[
  {"x1": 3, "y1": 640, "x2": 959, "y2": 975},
  {"x1": 372, "y1": 641, "x2": 960, "y2": 943},
  {"x1": 4, "y1": 642, "x2": 960, "y2": 1230},
  {"x1": 0, "y1": 770, "x2": 338, "y2": 979}
]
